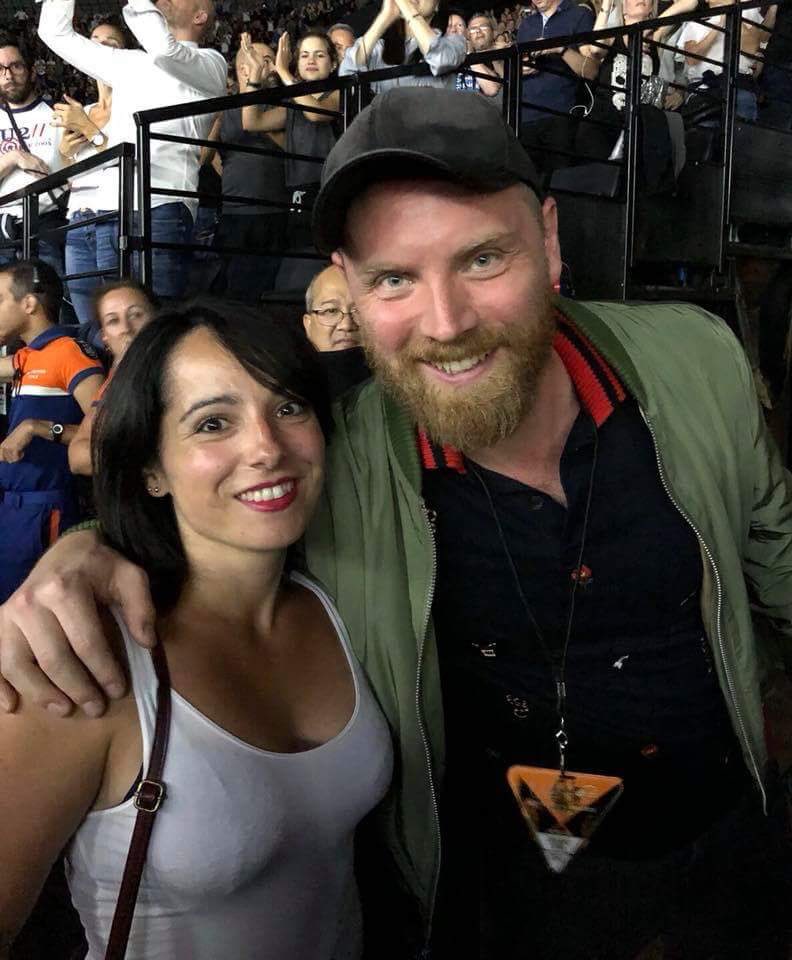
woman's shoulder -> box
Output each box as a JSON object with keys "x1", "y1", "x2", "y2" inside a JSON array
[{"x1": 0, "y1": 609, "x2": 132, "y2": 787}]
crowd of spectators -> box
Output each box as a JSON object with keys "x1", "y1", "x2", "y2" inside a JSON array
[
  {"x1": 0, "y1": 0, "x2": 785, "y2": 337},
  {"x1": 1, "y1": 0, "x2": 532, "y2": 105}
]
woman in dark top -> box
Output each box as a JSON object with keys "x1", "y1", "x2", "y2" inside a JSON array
[
  {"x1": 240, "y1": 30, "x2": 339, "y2": 207},
  {"x1": 575, "y1": 0, "x2": 678, "y2": 191},
  {"x1": 240, "y1": 30, "x2": 340, "y2": 289}
]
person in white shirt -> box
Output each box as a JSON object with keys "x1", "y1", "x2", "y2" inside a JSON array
[
  {"x1": 53, "y1": 19, "x2": 124, "y2": 337},
  {"x1": 0, "y1": 36, "x2": 68, "y2": 279},
  {"x1": 38, "y1": 0, "x2": 228, "y2": 301},
  {"x1": 679, "y1": 0, "x2": 765, "y2": 121}
]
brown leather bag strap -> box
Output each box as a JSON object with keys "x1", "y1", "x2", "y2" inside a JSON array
[{"x1": 104, "y1": 642, "x2": 172, "y2": 960}]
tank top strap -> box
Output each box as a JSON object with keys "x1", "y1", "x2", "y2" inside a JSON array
[
  {"x1": 289, "y1": 572, "x2": 359, "y2": 677},
  {"x1": 109, "y1": 606, "x2": 159, "y2": 774}
]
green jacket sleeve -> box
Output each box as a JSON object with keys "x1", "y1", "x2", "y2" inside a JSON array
[{"x1": 740, "y1": 357, "x2": 792, "y2": 671}]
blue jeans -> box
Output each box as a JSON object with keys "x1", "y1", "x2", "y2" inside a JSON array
[
  {"x1": 65, "y1": 209, "x2": 112, "y2": 333},
  {"x1": 0, "y1": 232, "x2": 64, "y2": 277},
  {"x1": 94, "y1": 201, "x2": 195, "y2": 301},
  {"x1": 736, "y1": 87, "x2": 758, "y2": 122}
]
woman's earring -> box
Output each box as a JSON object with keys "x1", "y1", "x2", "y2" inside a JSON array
[{"x1": 148, "y1": 484, "x2": 160, "y2": 496}]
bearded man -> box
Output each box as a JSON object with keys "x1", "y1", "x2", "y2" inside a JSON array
[
  {"x1": 1, "y1": 89, "x2": 791, "y2": 960},
  {"x1": 0, "y1": 35, "x2": 68, "y2": 276}
]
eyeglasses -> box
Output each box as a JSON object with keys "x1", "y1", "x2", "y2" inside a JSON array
[
  {"x1": 469, "y1": 25, "x2": 491, "y2": 33},
  {"x1": 310, "y1": 307, "x2": 356, "y2": 326},
  {"x1": 0, "y1": 62, "x2": 27, "y2": 77}
]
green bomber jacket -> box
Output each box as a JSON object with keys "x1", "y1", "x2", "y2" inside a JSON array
[{"x1": 303, "y1": 297, "x2": 792, "y2": 954}]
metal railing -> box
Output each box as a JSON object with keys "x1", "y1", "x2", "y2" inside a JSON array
[
  {"x1": 1, "y1": 1, "x2": 788, "y2": 303},
  {"x1": 0, "y1": 143, "x2": 135, "y2": 284}
]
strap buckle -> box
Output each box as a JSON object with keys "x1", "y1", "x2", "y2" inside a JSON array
[{"x1": 134, "y1": 779, "x2": 166, "y2": 813}]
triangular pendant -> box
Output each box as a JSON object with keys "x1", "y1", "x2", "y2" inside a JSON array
[{"x1": 507, "y1": 765, "x2": 624, "y2": 873}]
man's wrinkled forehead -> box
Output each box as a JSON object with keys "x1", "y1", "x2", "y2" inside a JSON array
[{"x1": 340, "y1": 178, "x2": 536, "y2": 254}]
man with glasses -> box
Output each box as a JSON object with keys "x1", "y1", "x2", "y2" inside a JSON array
[
  {"x1": 303, "y1": 264, "x2": 360, "y2": 352},
  {"x1": 0, "y1": 35, "x2": 68, "y2": 277},
  {"x1": 456, "y1": 12, "x2": 505, "y2": 100},
  {"x1": 302, "y1": 264, "x2": 369, "y2": 397}
]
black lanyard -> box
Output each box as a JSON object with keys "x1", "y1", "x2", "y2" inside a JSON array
[{"x1": 469, "y1": 415, "x2": 599, "y2": 774}]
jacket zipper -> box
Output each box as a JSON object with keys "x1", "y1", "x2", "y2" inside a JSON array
[
  {"x1": 640, "y1": 408, "x2": 767, "y2": 812},
  {"x1": 416, "y1": 503, "x2": 442, "y2": 956}
]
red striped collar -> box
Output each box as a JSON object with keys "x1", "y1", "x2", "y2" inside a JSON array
[{"x1": 418, "y1": 312, "x2": 627, "y2": 473}]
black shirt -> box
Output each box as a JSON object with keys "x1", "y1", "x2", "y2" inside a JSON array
[
  {"x1": 423, "y1": 372, "x2": 746, "y2": 862},
  {"x1": 219, "y1": 108, "x2": 288, "y2": 216}
]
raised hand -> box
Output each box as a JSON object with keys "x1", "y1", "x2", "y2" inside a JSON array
[
  {"x1": 239, "y1": 31, "x2": 265, "y2": 82},
  {"x1": 51, "y1": 95, "x2": 90, "y2": 134},
  {"x1": 380, "y1": 0, "x2": 403, "y2": 23},
  {"x1": 395, "y1": 0, "x2": 421, "y2": 21},
  {"x1": 275, "y1": 32, "x2": 295, "y2": 83}
]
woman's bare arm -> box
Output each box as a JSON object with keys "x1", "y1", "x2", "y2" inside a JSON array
[{"x1": 0, "y1": 701, "x2": 112, "y2": 946}]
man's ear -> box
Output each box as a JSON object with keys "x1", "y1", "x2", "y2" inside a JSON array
[
  {"x1": 22, "y1": 293, "x2": 39, "y2": 317},
  {"x1": 302, "y1": 314, "x2": 317, "y2": 349},
  {"x1": 540, "y1": 196, "x2": 562, "y2": 291}
]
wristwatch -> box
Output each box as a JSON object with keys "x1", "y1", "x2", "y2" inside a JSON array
[
  {"x1": 50, "y1": 422, "x2": 65, "y2": 443},
  {"x1": 90, "y1": 131, "x2": 106, "y2": 148}
]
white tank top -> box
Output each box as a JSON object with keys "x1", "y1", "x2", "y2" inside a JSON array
[{"x1": 66, "y1": 573, "x2": 393, "y2": 960}]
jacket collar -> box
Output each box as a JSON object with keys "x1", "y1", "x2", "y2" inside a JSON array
[
  {"x1": 418, "y1": 308, "x2": 628, "y2": 473},
  {"x1": 26, "y1": 326, "x2": 67, "y2": 351}
]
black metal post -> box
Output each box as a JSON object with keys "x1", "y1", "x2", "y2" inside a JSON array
[
  {"x1": 501, "y1": 46, "x2": 520, "y2": 135},
  {"x1": 117, "y1": 143, "x2": 135, "y2": 279},
  {"x1": 22, "y1": 193, "x2": 38, "y2": 260},
  {"x1": 720, "y1": 4, "x2": 741, "y2": 267},
  {"x1": 340, "y1": 83, "x2": 357, "y2": 132},
  {"x1": 135, "y1": 118, "x2": 153, "y2": 287},
  {"x1": 621, "y1": 29, "x2": 643, "y2": 300}
]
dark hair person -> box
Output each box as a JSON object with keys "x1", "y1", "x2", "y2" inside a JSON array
[
  {"x1": 239, "y1": 30, "x2": 340, "y2": 288},
  {"x1": 54, "y1": 17, "x2": 127, "y2": 335},
  {"x1": 0, "y1": 301, "x2": 392, "y2": 958},
  {"x1": 68, "y1": 280, "x2": 158, "y2": 477}
]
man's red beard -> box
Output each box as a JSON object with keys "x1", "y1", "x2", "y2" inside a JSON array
[{"x1": 360, "y1": 287, "x2": 556, "y2": 453}]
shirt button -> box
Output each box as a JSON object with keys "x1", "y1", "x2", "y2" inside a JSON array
[{"x1": 528, "y1": 495, "x2": 544, "y2": 511}]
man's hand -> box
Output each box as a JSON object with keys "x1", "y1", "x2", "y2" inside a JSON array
[
  {"x1": 0, "y1": 530, "x2": 157, "y2": 717},
  {"x1": 51, "y1": 95, "x2": 92, "y2": 136},
  {"x1": 7, "y1": 151, "x2": 50, "y2": 178},
  {"x1": 0, "y1": 421, "x2": 34, "y2": 464},
  {"x1": 239, "y1": 31, "x2": 265, "y2": 83},
  {"x1": 59, "y1": 129, "x2": 89, "y2": 161}
]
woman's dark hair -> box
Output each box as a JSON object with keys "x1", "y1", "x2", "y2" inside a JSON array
[
  {"x1": 92, "y1": 299, "x2": 333, "y2": 610},
  {"x1": 90, "y1": 16, "x2": 136, "y2": 49},
  {"x1": 294, "y1": 30, "x2": 339, "y2": 72}
]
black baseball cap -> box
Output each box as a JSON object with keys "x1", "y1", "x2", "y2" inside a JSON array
[{"x1": 312, "y1": 87, "x2": 543, "y2": 254}]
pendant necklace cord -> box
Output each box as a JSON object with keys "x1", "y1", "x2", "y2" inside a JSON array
[{"x1": 469, "y1": 416, "x2": 599, "y2": 775}]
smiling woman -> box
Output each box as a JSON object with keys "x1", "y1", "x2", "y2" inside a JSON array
[{"x1": 0, "y1": 300, "x2": 393, "y2": 959}]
